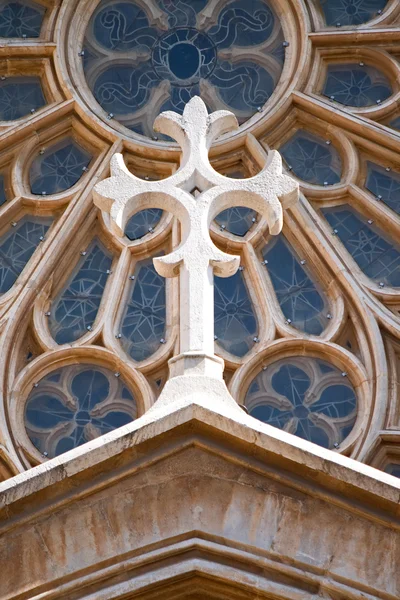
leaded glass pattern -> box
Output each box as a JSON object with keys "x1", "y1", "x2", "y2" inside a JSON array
[
  {"x1": 49, "y1": 240, "x2": 112, "y2": 344},
  {"x1": 0, "y1": 0, "x2": 45, "y2": 37},
  {"x1": 215, "y1": 207, "x2": 257, "y2": 237},
  {"x1": 214, "y1": 269, "x2": 258, "y2": 357},
  {"x1": 245, "y1": 357, "x2": 357, "y2": 449},
  {"x1": 120, "y1": 257, "x2": 166, "y2": 361},
  {"x1": 0, "y1": 216, "x2": 52, "y2": 294},
  {"x1": 30, "y1": 139, "x2": 92, "y2": 195},
  {"x1": 83, "y1": 0, "x2": 285, "y2": 137},
  {"x1": 280, "y1": 130, "x2": 342, "y2": 186},
  {"x1": 25, "y1": 365, "x2": 137, "y2": 458},
  {"x1": 384, "y1": 463, "x2": 400, "y2": 478},
  {"x1": 320, "y1": 0, "x2": 388, "y2": 27},
  {"x1": 365, "y1": 163, "x2": 400, "y2": 214},
  {"x1": 262, "y1": 236, "x2": 330, "y2": 334},
  {"x1": 323, "y1": 205, "x2": 400, "y2": 287},
  {"x1": 0, "y1": 76, "x2": 45, "y2": 120},
  {"x1": 125, "y1": 209, "x2": 163, "y2": 241},
  {"x1": 323, "y1": 64, "x2": 392, "y2": 107}
]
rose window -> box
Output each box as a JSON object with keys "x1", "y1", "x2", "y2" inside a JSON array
[{"x1": 82, "y1": 0, "x2": 285, "y2": 137}]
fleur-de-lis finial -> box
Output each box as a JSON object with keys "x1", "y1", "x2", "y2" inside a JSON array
[{"x1": 93, "y1": 97, "x2": 299, "y2": 415}]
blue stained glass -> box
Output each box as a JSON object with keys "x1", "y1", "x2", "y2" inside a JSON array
[
  {"x1": 323, "y1": 64, "x2": 392, "y2": 107},
  {"x1": 49, "y1": 240, "x2": 112, "y2": 344},
  {"x1": 0, "y1": 174, "x2": 6, "y2": 206},
  {"x1": 215, "y1": 207, "x2": 257, "y2": 237},
  {"x1": 120, "y1": 257, "x2": 166, "y2": 361},
  {"x1": 0, "y1": 76, "x2": 45, "y2": 120},
  {"x1": 0, "y1": 216, "x2": 52, "y2": 293},
  {"x1": 0, "y1": 1, "x2": 45, "y2": 37},
  {"x1": 262, "y1": 236, "x2": 329, "y2": 334},
  {"x1": 25, "y1": 365, "x2": 137, "y2": 458},
  {"x1": 125, "y1": 209, "x2": 163, "y2": 241},
  {"x1": 389, "y1": 117, "x2": 400, "y2": 131},
  {"x1": 280, "y1": 130, "x2": 342, "y2": 186},
  {"x1": 30, "y1": 139, "x2": 92, "y2": 195},
  {"x1": 214, "y1": 269, "x2": 257, "y2": 357},
  {"x1": 320, "y1": 0, "x2": 388, "y2": 26},
  {"x1": 323, "y1": 205, "x2": 400, "y2": 287},
  {"x1": 384, "y1": 464, "x2": 400, "y2": 478},
  {"x1": 83, "y1": 0, "x2": 285, "y2": 137},
  {"x1": 365, "y1": 163, "x2": 400, "y2": 214},
  {"x1": 245, "y1": 357, "x2": 357, "y2": 449}
]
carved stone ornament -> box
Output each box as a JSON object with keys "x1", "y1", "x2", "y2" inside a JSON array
[{"x1": 94, "y1": 97, "x2": 299, "y2": 420}]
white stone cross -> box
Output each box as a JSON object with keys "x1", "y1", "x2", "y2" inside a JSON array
[{"x1": 94, "y1": 97, "x2": 298, "y2": 385}]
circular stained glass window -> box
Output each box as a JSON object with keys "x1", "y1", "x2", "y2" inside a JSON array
[{"x1": 82, "y1": 0, "x2": 285, "y2": 138}]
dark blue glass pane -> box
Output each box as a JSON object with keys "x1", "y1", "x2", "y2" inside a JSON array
[
  {"x1": 30, "y1": 139, "x2": 92, "y2": 195},
  {"x1": 215, "y1": 207, "x2": 257, "y2": 236},
  {"x1": 263, "y1": 236, "x2": 329, "y2": 334},
  {"x1": 0, "y1": 216, "x2": 52, "y2": 293},
  {"x1": 0, "y1": 174, "x2": 6, "y2": 206},
  {"x1": 120, "y1": 257, "x2": 166, "y2": 361},
  {"x1": 83, "y1": 0, "x2": 285, "y2": 137},
  {"x1": 365, "y1": 163, "x2": 400, "y2": 214},
  {"x1": 323, "y1": 205, "x2": 400, "y2": 287},
  {"x1": 246, "y1": 357, "x2": 357, "y2": 449},
  {"x1": 0, "y1": 76, "x2": 45, "y2": 120},
  {"x1": 0, "y1": 1, "x2": 45, "y2": 37},
  {"x1": 320, "y1": 0, "x2": 387, "y2": 26},
  {"x1": 25, "y1": 366, "x2": 137, "y2": 458},
  {"x1": 125, "y1": 209, "x2": 163, "y2": 241},
  {"x1": 323, "y1": 64, "x2": 391, "y2": 107},
  {"x1": 49, "y1": 240, "x2": 112, "y2": 344},
  {"x1": 384, "y1": 464, "x2": 400, "y2": 478},
  {"x1": 389, "y1": 117, "x2": 400, "y2": 131},
  {"x1": 280, "y1": 130, "x2": 342, "y2": 185},
  {"x1": 214, "y1": 269, "x2": 257, "y2": 357}
]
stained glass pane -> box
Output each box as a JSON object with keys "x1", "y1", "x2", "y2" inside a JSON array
[
  {"x1": 365, "y1": 163, "x2": 400, "y2": 214},
  {"x1": 0, "y1": 76, "x2": 45, "y2": 120},
  {"x1": 49, "y1": 240, "x2": 112, "y2": 344},
  {"x1": 262, "y1": 236, "x2": 330, "y2": 334},
  {"x1": 323, "y1": 64, "x2": 391, "y2": 107},
  {"x1": 25, "y1": 365, "x2": 137, "y2": 458},
  {"x1": 83, "y1": 0, "x2": 285, "y2": 137},
  {"x1": 215, "y1": 207, "x2": 257, "y2": 237},
  {"x1": 0, "y1": 174, "x2": 6, "y2": 206},
  {"x1": 0, "y1": 216, "x2": 52, "y2": 293},
  {"x1": 320, "y1": 0, "x2": 387, "y2": 26},
  {"x1": 125, "y1": 209, "x2": 163, "y2": 241},
  {"x1": 214, "y1": 269, "x2": 258, "y2": 357},
  {"x1": 245, "y1": 357, "x2": 357, "y2": 449},
  {"x1": 384, "y1": 464, "x2": 400, "y2": 478},
  {"x1": 280, "y1": 130, "x2": 342, "y2": 185},
  {"x1": 0, "y1": 0, "x2": 45, "y2": 37},
  {"x1": 389, "y1": 117, "x2": 400, "y2": 131},
  {"x1": 120, "y1": 257, "x2": 166, "y2": 361},
  {"x1": 30, "y1": 139, "x2": 92, "y2": 195},
  {"x1": 323, "y1": 205, "x2": 400, "y2": 287}
]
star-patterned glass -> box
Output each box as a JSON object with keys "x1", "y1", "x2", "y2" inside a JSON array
[
  {"x1": 0, "y1": 0, "x2": 45, "y2": 37},
  {"x1": 280, "y1": 130, "x2": 342, "y2": 186},
  {"x1": 49, "y1": 240, "x2": 112, "y2": 344},
  {"x1": 82, "y1": 0, "x2": 285, "y2": 137},
  {"x1": 384, "y1": 463, "x2": 400, "y2": 478},
  {"x1": 214, "y1": 207, "x2": 257, "y2": 237},
  {"x1": 120, "y1": 257, "x2": 166, "y2": 361},
  {"x1": 262, "y1": 235, "x2": 330, "y2": 334},
  {"x1": 0, "y1": 216, "x2": 52, "y2": 294},
  {"x1": 319, "y1": 0, "x2": 388, "y2": 27},
  {"x1": 30, "y1": 139, "x2": 92, "y2": 195},
  {"x1": 365, "y1": 163, "x2": 400, "y2": 215},
  {"x1": 323, "y1": 205, "x2": 400, "y2": 287},
  {"x1": 25, "y1": 365, "x2": 137, "y2": 458},
  {"x1": 245, "y1": 357, "x2": 357, "y2": 449},
  {"x1": 0, "y1": 76, "x2": 46, "y2": 120},
  {"x1": 214, "y1": 268, "x2": 258, "y2": 357},
  {"x1": 125, "y1": 209, "x2": 163, "y2": 241},
  {"x1": 323, "y1": 64, "x2": 392, "y2": 107}
]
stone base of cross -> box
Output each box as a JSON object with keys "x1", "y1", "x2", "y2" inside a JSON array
[{"x1": 94, "y1": 97, "x2": 299, "y2": 416}]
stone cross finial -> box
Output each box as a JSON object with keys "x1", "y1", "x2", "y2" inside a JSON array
[{"x1": 94, "y1": 97, "x2": 298, "y2": 389}]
